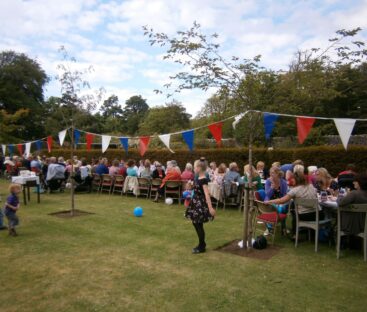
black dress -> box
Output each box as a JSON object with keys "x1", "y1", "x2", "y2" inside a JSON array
[{"x1": 185, "y1": 177, "x2": 213, "y2": 223}]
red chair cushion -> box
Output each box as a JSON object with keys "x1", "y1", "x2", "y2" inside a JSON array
[{"x1": 257, "y1": 212, "x2": 287, "y2": 223}]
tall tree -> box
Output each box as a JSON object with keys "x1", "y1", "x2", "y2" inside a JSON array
[
  {"x1": 100, "y1": 95, "x2": 123, "y2": 118},
  {"x1": 123, "y1": 95, "x2": 149, "y2": 135},
  {"x1": 139, "y1": 100, "x2": 191, "y2": 135},
  {"x1": 0, "y1": 50, "x2": 49, "y2": 140}
]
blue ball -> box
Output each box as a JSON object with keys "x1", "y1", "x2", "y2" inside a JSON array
[{"x1": 134, "y1": 207, "x2": 143, "y2": 217}]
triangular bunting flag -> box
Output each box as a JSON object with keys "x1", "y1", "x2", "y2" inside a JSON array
[
  {"x1": 74, "y1": 129, "x2": 81, "y2": 146},
  {"x1": 17, "y1": 144, "x2": 23, "y2": 156},
  {"x1": 1, "y1": 144, "x2": 6, "y2": 155},
  {"x1": 47, "y1": 136, "x2": 53, "y2": 153},
  {"x1": 232, "y1": 112, "x2": 248, "y2": 129},
  {"x1": 208, "y1": 122, "x2": 223, "y2": 146},
  {"x1": 264, "y1": 113, "x2": 279, "y2": 141},
  {"x1": 58, "y1": 129, "x2": 67, "y2": 146},
  {"x1": 139, "y1": 136, "x2": 150, "y2": 157},
  {"x1": 119, "y1": 137, "x2": 129, "y2": 153},
  {"x1": 86, "y1": 133, "x2": 94, "y2": 150},
  {"x1": 297, "y1": 117, "x2": 315, "y2": 144},
  {"x1": 36, "y1": 140, "x2": 43, "y2": 151},
  {"x1": 25, "y1": 142, "x2": 31, "y2": 158},
  {"x1": 8, "y1": 144, "x2": 14, "y2": 156},
  {"x1": 101, "y1": 135, "x2": 111, "y2": 153},
  {"x1": 158, "y1": 134, "x2": 174, "y2": 153},
  {"x1": 182, "y1": 130, "x2": 194, "y2": 151},
  {"x1": 334, "y1": 118, "x2": 356, "y2": 150}
]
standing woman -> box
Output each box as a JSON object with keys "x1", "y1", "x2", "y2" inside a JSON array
[{"x1": 185, "y1": 158, "x2": 216, "y2": 254}]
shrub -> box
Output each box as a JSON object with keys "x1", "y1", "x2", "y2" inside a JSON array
[{"x1": 40, "y1": 145, "x2": 367, "y2": 177}]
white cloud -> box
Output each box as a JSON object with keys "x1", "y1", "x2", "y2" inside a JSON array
[{"x1": 1, "y1": 0, "x2": 367, "y2": 117}]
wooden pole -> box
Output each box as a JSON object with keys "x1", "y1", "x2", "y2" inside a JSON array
[
  {"x1": 70, "y1": 122, "x2": 75, "y2": 216},
  {"x1": 242, "y1": 115, "x2": 254, "y2": 249}
]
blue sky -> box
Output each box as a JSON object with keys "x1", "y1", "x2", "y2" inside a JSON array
[{"x1": 0, "y1": 0, "x2": 366, "y2": 116}]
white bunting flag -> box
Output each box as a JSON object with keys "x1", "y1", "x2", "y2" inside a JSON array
[
  {"x1": 102, "y1": 135, "x2": 111, "y2": 153},
  {"x1": 159, "y1": 134, "x2": 174, "y2": 153},
  {"x1": 232, "y1": 111, "x2": 249, "y2": 129},
  {"x1": 58, "y1": 129, "x2": 67, "y2": 146},
  {"x1": 1, "y1": 145, "x2": 6, "y2": 155},
  {"x1": 334, "y1": 118, "x2": 356, "y2": 150},
  {"x1": 25, "y1": 142, "x2": 31, "y2": 158}
]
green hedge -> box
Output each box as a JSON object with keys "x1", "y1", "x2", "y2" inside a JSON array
[{"x1": 41, "y1": 145, "x2": 367, "y2": 177}]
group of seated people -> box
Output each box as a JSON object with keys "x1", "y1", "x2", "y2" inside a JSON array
[{"x1": 253, "y1": 161, "x2": 367, "y2": 241}]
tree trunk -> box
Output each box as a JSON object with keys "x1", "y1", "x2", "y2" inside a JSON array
[
  {"x1": 242, "y1": 128, "x2": 253, "y2": 249},
  {"x1": 70, "y1": 125, "x2": 75, "y2": 216}
]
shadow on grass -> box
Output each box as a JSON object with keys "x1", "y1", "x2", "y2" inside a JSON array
[{"x1": 49, "y1": 209, "x2": 95, "y2": 218}]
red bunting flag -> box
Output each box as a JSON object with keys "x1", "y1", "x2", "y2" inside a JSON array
[
  {"x1": 208, "y1": 122, "x2": 223, "y2": 146},
  {"x1": 139, "y1": 136, "x2": 150, "y2": 156},
  {"x1": 86, "y1": 133, "x2": 94, "y2": 150},
  {"x1": 297, "y1": 117, "x2": 315, "y2": 144},
  {"x1": 47, "y1": 136, "x2": 53, "y2": 153},
  {"x1": 17, "y1": 144, "x2": 23, "y2": 155}
]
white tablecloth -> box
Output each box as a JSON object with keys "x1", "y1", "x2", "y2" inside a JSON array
[
  {"x1": 208, "y1": 182, "x2": 222, "y2": 201},
  {"x1": 12, "y1": 176, "x2": 40, "y2": 185}
]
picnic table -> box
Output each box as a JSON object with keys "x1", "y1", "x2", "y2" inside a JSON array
[{"x1": 11, "y1": 175, "x2": 41, "y2": 205}]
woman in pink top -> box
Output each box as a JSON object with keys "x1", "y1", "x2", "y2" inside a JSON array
[
  {"x1": 181, "y1": 163, "x2": 195, "y2": 181},
  {"x1": 109, "y1": 159, "x2": 120, "y2": 176}
]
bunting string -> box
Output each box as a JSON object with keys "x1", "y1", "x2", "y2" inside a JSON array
[{"x1": 1, "y1": 110, "x2": 367, "y2": 155}]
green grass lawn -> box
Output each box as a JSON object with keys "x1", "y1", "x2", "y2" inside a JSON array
[{"x1": 1, "y1": 180, "x2": 367, "y2": 312}]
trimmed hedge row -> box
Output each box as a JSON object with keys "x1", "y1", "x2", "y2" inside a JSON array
[{"x1": 42, "y1": 145, "x2": 367, "y2": 177}]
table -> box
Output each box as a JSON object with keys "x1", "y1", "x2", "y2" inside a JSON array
[
  {"x1": 11, "y1": 176, "x2": 40, "y2": 205},
  {"x1": 319, "y1": 196, "x2": 338, "y2": 220}
]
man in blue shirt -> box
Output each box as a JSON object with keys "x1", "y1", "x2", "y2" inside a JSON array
[{"x1": 95, "y1": 158, "x2": 109, "y2": 175}]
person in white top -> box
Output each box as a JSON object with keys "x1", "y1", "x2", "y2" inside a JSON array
[{"x1": 265, "y1": 170, "x2": 319, "y2": 237}]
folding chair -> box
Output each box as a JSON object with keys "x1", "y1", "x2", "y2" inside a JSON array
[
  {"x1": 92, "y1": 174, "x2": 102, "y2": 192},
  {"x1": 165, "y1": 180, "x2": 182, "y2": 205},
  {"x1": 253, "y1": 200, "x2": 287, "y2": 245},
  {"x1": 137, "y1": 177, "x2": 151, "y2": 198},
  {"x1": 112, "y1": 175, "x2": 125, "y2": 195},
  {"x1": 337, "y1": 204, "x2": 367, "y2": 261},
  {"x1": 100, "y1": 174, "x2": 113, "y2": 194},
  {"x1": 150, "y1": 178, "x2": 162, "y2": 199},
  {"x1": 294, "y1": 198, "x2": 332, "y2": 252}
]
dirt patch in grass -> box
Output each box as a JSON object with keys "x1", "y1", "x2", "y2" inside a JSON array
[
  {"x1": 215, "y1": 239, "x2": 281, "y2": 260},
  {"x1": 49, "y1": 209, "x2": 95, "y2": 218}
]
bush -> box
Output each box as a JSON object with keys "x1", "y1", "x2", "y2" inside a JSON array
[{"x1": 42, "y1": 145, "x2": 367, "y2": 177}]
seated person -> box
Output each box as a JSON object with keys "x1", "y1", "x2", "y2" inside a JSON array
[
  {"x1": 242, "y1": 164, "x2": 263, "y2": 190},
  {"x1": 95, "y1": 158, "x2": 109, "y2": 175},
  {"x1": 256, "y1": 161, "x2": 269, "y2": 180},
  {"x1": 337, "y1": 173, "x2": 367, "y2": 236},
  {"x1": 126, "y1": 159, "x2": 138, "y2": 177},
  {"x1": 30, "y1": 156, "x2": 41, "y2": 173},
  {"x1": 337, "y1": 164, "x2": 357, "y2": 190},
  {"x1": 266, "y1": 171, "x2": 318, "y2": 236},
  {"x1": 153, "y1": 161, "x2": 181, "y2": 202},
  {"x1": 315, "y1": 167, "x2": 338, "y2": 196},
  {"x1": 213, "y1": 163, "x2": 226, "y2": 186},
  {"x1": 181, "y1": 163, "x2": 195, "y2": 181},
  {"x1": 139, "y1": 159, "x2": 152, "y2": 179},
  {"x1": 109, "y1": 159, "x2": 121, "y2": 176},
  {"x1": 222, "y1": 162, "x2": 244, "y2": 199},
  {"x1": 74, "y1": 159, "x2": 93, "y2": 192},
  {"x1": 152, "y1": 162, "x2": 165, "y2": 179},
  {"x1": 264, "y1": 166, "x2": 288, "y2": 201},
  {"x1": 46, "y1": 157, "x2": 66, "y2": 192}
]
